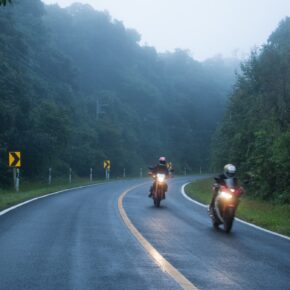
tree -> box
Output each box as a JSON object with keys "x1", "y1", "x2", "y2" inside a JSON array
[
  {"x1": 0, "y1": 0, "x2": 11, "y2": 6},
  {"x1": 212, "y1": 17, "x2": 290, "y2": 202},
  {"x1": 0, "y1": 0, "x2": 236, "y2": 184}
]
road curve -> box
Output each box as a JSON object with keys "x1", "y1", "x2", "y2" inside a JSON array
[
  {"x1": 123, "y1": 176, "x2": 290, "y2": 290},
  {"x1": 0, "y1": 179, "x2": 180, "y2": 290},
  {"x1": 0, "y1": 177, "x2": 289, "y2": 290}
]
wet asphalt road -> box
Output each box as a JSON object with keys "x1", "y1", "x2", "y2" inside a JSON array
[
  {"x1": 124, "y1": 177, "x2": 290, "y2": 290},
  {"x1": 0, "y1": 180, "x2": 180, "y2": 290},
  {"x1": 0, "y1": 177, "x2": 289, "y2": 289}
]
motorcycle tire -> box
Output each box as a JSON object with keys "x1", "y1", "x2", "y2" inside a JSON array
[
  {"x1": 224, "y1": 207, "x2": 235, "y2": 233},
  {"x1": 224, "y1": 218, "x2": 233, "y2": 233},
  {"x1": 212, "y1": 219, "x2": 220, "y2": 229},
  {"x1": 154, "y1": 198, "x2": 161, "y2": 207},
  {"x1": 211, "y1": 208, "x2": 221, "y2": 229}
]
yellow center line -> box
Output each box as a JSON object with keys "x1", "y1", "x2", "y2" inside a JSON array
[{"x1": 118, "y1": 184, "x2": 199, "y2": 290}]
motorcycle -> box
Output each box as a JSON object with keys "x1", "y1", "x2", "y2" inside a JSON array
[
  {"x1": 210, "y1": 178, "x2": 243, "y2": 233},
  {"x1": 149, "y1": 172, "x2": 167, "y2": 207}
]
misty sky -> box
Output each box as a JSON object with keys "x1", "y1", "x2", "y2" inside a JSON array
[{"x1": 42, "y1": 0, "x2": 290, "y2": 60}]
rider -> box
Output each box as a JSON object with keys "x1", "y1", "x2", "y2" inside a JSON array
[
  {"x1": 209, "y1": 164, "x2": 238, "y2": 212},
  {"x1": 148, "y1": 157, "x2": 170, "y2": 197}
]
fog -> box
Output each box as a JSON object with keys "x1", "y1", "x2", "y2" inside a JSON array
[{"x1": 42, "y1": 0, "x2": 290, "y2": 60}]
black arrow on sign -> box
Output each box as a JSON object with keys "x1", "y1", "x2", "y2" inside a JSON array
[{"x1": 10, "y1": 152, "x2": 20, "y2": 167}]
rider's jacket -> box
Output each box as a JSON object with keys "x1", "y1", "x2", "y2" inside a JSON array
[
  {"x1": 214, "y1": 174, "x2": 238, "y2": 187},
  {"x1": 150, "y1": 164, "x2": 169, "y2": 176}
]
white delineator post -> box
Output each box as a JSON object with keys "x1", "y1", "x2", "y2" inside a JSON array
[
  {"x1": 48, "y1": 168, "x2": 52, "y2": 185},
  {"x1": 90, "y1": 168, "x2": 93, "y2": 183}
]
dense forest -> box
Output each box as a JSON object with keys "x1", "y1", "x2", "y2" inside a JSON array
[
  {"x1": 0, "y1": 0, "x2": 237, "y2": 184},
  {"x1": 212, "y1": 18, "x2": 290, "y2": 202},
  {"x1": 2, "y1": 0, "x2": 290, "y2": 203}
]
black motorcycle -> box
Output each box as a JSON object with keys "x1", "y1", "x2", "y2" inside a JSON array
[{"x1": 210, "y1": 178, "x2": 243, "y2": 233}]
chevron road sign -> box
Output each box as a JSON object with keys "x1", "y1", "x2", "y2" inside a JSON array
[
  {"x1": 104, "y1": 160, "x2": 111, "y2": 170},
  {"x1": 9, "y1": 152, "x2": 21, "y2": 168}
]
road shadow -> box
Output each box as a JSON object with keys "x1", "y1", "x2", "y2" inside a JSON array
[
  {"x1": 147, "y1": 204, "x2": 169, "y2": 210},
  {"x1": 208, "y1": 225, "x2": 239, "y2": 239}
]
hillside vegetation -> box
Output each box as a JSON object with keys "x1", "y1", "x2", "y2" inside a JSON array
[
  {"x1": 0, "y1": 0, "x2": 237, "y2": 184},
  {"x1": 212, "y1": 18, "x2": 290, "y2": 203}
]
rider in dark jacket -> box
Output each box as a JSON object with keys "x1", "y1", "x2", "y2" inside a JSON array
[
  {"x1": 209, "y1": 164, "x2": 238, "y2": 211},
  {"x1": 148, "y1": 157, "x2": 169, "y2": 197}
]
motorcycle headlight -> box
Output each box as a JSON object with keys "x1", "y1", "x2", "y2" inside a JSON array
[
  {"x1": 157, "y1": 173, "x2": 166, "y2": 183},
  {"x1": 220, "y1": 191, "x2": 233, "y2": 200}
]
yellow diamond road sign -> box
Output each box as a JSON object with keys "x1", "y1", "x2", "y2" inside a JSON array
[
  {"x1": 104, "y1": 160, "x2": 110, "y2": 170},
  {"x1": 9, "y1": 152, "x2": 21, "y2": 167}
]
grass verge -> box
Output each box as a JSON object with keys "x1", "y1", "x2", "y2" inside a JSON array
[
  {"x1": 185, "y1": 178, "x2": 290, "y2": 237},
  {"x1": 0, "y1": 178, "x2": 104, "y2": 211}
]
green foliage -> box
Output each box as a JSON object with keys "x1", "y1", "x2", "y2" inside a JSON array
[
  {"x1": 212, "y1": 17, "x2": 290, "y2": 203},
  {"x1": 0, "y1": 0, "x2": 236, "y2": 186},
  {"x1": 0, "y1": 0, "x2": 11, "y2": 6}
]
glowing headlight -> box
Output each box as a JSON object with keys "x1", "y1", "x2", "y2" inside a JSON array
[
  {"x1": 157, "y1": 173, "x2": 166, "y2": 183},
  {"x1": 220, "y1": 191, "x2": 233, "y2": 200}
]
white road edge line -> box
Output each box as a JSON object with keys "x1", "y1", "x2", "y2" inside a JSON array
[
  {"x1": 181, "y1": 182, "x2": 290, "y2": 242},
  {"x1": 0, "y1": 182, "x2": 106, "y2": 217}
]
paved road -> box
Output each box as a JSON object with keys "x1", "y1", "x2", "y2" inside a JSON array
[
  {"x1": 124, "y1": 177, "x2": 290, "y2": 290},
  {"x1": 0, "y1": 177, "x2": 289, "y2": 289},
  {"x1": 0, "y1": 180, "x2": 180, "y2": 290}
]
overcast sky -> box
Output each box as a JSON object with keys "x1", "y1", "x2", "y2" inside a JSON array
[{"x1": 42, "y1": 0, "x2": 290, "y2": 60}]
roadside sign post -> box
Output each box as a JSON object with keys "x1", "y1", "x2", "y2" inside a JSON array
[
  {"x1": 69, "y1": 168, "x2": 72, "y2": 184},
  {"x1": 13, "y1": 168, "x2": 16, "y2": 187},
  {"x1": 104, "y1": 160, "x2": 110, "y2": 181},
  {"x1": 48, "y1": 168, "x2": 52, "y2": 185},
  {"x1": 184, "y1": 167, "x2": 187, "y2": 176},
  {"x1": 90, "y1": 168, "x2": 92, "y2": 182},
  {"x1": 15, "y1": 168, "x2": 20, "y2": 192},
  {"x1": 9, "y1": 152, "x2": 21, "y2": 192}
]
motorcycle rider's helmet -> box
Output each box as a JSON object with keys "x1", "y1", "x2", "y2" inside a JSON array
[
  {"x1": 224, "y1": 164, "x2": 236, "y2": 178},
  {"x1": 159, "y1": 156, "x2": 167, "y2": 166}
]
